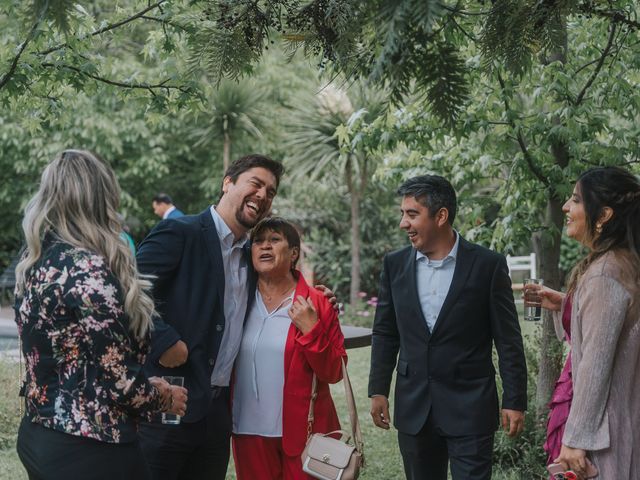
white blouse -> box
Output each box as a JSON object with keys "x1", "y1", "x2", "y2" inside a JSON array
[{"x1": 232, "y1": 290, "x2": 294, "y2": 436}]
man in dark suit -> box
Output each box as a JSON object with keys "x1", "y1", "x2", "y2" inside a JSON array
[
  {"x1": 368, "y1": 175, "x2": 527, "y2": 480},
  {"x1": 136, "y1": 155, "x2": 283, "y2": 480},
  {"x1": 152, "y1": 192, "x2": 185, "y2": 219}
]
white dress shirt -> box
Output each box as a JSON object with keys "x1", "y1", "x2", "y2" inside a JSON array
[
  {"x1": 209, "y1": 206, "x2": 249, "y2": 387},
  {"x1": 416, "y1": 232, "x2": 460, "y2": 332},
  {"x1": 232, "y1": 291, "x2": 293, "y2": 436}
]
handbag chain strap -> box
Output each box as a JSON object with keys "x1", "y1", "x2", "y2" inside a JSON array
[{"x1": 306, "y1": 358, "x2": 364, "y2": 454}]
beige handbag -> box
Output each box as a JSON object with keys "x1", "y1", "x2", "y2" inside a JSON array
[{"x1": 301, "y1": 359, "x2": 364, "y2": 480}]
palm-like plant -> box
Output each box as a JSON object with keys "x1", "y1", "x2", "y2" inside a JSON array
[
  {"x1": 286, "y1": 81, "x2": 387, "y2": 305},
  {"x1": 193, "y1": 80, "x2": 265, "y2": 172}
]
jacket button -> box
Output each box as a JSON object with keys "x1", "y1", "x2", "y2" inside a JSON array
[
  {"x1": 215, "y1": 324, "x2": 223, "y2": 332},
  {"x1": 209, "y1": 359, "x2": 215, "y2": 366}
]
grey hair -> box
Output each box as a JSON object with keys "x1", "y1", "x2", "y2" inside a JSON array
[{"x1": 15, "y1": 150, "x2": 155, "y2": 341}]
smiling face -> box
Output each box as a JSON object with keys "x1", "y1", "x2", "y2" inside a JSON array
[
  {"x1": 563, "y1": 183, "x2": 588, "y2": 245},
  {"x1": 399, "y1": 195, "x2": 449, "y2": 256},
  {"x1": 251, "y1": 228, "x2": 299, "y2": 278},
  {"x1": 218, "y1": 167, "x2": 277, "y2": 236}
]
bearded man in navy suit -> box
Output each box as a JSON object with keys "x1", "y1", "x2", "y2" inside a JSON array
[{"x1": 368, "y1": 175, "x2": 527, "y2": 480}]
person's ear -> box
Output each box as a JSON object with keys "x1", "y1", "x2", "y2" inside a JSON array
[
  {"x1": 436, "y1": 208, "x2": 449, "y2": 227},
  {"x1": 291, "y1": 247, "x2": 300, "y2": 265},
  {"x1": 222, "y1": 176, "x2": 232, "y2": 194},
  {"x1": 599, "y1": 206, "x2": 613, "y2": 225}
]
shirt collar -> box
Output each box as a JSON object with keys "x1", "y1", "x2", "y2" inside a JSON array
[
  {"x1": 210, "y1": 205, "x2": 248, "y2": 249},
  {"x1": 416, "y1": 231, "x2": 460, "y2": 265},
  {"x1": 162, "y1": 205, "x2": 176, "y2": 219}
]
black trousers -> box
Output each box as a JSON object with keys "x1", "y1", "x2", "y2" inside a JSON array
[
  {"x1": 16, "y1": 417, "x2": 150, "y2": 480},
  {"x1": 398, "y1": 413, "x2": 494, "y2": 480},
  {"x1": 138, "y1": 386, "x2": 231, "y2": 480}
]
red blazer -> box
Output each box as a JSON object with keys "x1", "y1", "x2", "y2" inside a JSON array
[{"x1": 282, "y1": 273, "x2": 347, "y2": 456}]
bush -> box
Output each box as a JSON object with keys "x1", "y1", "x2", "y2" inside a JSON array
[{"x1": 493, "y1": 329, "x2": 548, "y2": 478}]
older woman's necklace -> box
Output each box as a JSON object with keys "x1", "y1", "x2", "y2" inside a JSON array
[{"x1": 261, "y1": 285, "x2": 295, "y2": 302}]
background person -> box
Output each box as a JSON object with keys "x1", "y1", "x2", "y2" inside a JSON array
[
  {"x1": 152, "y1": 193, "x2": 184, "y2": 219},
  {"x1": 368, "y1": 174, "x2": 527, "y2": 480},
  {"x1": 526, "y1": 166, "x2": 640, "y2": 479},
  {"x1": 231, "y1": 218, "x2": 346, "y2": 480},
  {"x1": 14, "y1": 150, "x2": 187, "y2": 480}
]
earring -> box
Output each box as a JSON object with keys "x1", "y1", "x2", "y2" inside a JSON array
[{"x1": 596, "y1": 223, "x2": 603, "y2": 234}]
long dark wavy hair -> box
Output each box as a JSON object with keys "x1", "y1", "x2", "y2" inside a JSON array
[{"x1": 567, "y1": 166, "x2": 640, "y2": 293}]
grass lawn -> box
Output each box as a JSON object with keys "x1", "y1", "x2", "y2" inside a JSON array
[{"x1": 1, "y1": 320, "x2": 544, "y2": 479}]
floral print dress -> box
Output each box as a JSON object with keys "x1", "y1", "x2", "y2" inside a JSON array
[{"x1": 14, "y1": 237, "x2": 162, "y2": 443}]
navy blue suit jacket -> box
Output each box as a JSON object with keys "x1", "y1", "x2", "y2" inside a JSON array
[
  {"x1": 368, "y1": 237, "x2": 527, "y2": 436},
  {"x1": 137, "y1": 208, "x2": 256, "y2": 422}
]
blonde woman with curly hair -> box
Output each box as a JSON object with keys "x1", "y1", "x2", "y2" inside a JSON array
[{"x1": 14, "y1": 150, "x2": 187, "y2": 480}]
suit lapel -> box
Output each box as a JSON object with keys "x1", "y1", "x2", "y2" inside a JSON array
[
  {"x1": 430, "y1": 237, "x2": 476, "y2": 338},
  {"x1": 200, "y1": 208, "x2": 225, "y2": 310},
  {"x1": 406, "y1": 249, "x2": 431, "y2": 340},
  {"x1": 244, "y1": 244, "x2": 257, "y2": 315}
]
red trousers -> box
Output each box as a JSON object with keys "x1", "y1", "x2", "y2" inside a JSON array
[{"x1": 232, "y1": 434, "x2": 312, "y2": 480}]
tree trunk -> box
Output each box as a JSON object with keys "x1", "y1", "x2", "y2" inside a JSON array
[
  {"x1": 533, "y1": 17, "x2": 570, "y2": 418},
  {"x1": 223, "y1": 130, "x2": 231, "y2": 172},
  {"x1": 533, "y1": 197, "x2": 565, "y2": 416},
  {"x1": 346, "y1": 162, "x2": 361, "y2": 306}
]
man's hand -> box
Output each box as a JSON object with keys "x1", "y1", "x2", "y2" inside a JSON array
[
  {"x1": 554, "y1": 445, "x2": 589, "y2": 479},
  {"x1": 314, "y1": 284, "x2": 339, "y2": 311},
  {"x1": 159, "y1": 340, "x2": 188, "y2": 368},
  {"x1": 370, "y1": 395, "x2": 391, "y2": 430},
  {"x1": 501, "y1": 409, "x2": 525, "y2": 437}
]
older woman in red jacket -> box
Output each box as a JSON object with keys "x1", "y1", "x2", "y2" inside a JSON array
[{"x1": 232, "y1": 217, "x2": 347, "y2": 480}]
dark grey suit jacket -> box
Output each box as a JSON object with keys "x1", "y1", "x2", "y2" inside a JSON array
[{"x1": 368, "y1": 237, "x2": 527, "y2": 436}]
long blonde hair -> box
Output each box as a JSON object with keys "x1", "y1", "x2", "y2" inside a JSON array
[{"x1": 15, "y1": 150, "x2": 155, "y2": 340}]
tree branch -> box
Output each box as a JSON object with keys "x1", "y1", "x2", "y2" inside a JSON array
[
  {"x1": 496, "y1": 71, "x2": 549, "y2": 186},
  {"x1": 0, "y1": 17, "x2": 43, "y2": 91},
  {"x1": 41, "y1": 62, "x2": 190, "y2": 93},
  {"x1": 574, "y1": 21, "x2": 617, "y2": 105},
  {"x1": 38, "y1": 0, "x2": 168, "y2": 56},
  {"x1": 140, "y1": 15, "x2": 188, "y2": 32},
  {"x1": 580, "y1": 5, "x2": 640, "y2": 31}
]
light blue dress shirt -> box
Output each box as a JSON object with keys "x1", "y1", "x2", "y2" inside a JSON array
[
  {"x1": 416, "y1": 232, "x2": 460, "y2": 333},
  {"x1": 209, "y1": 206, "x2": 249, "y2": 387}
]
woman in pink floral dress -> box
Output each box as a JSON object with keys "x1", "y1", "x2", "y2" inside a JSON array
[{"x1": 14, "y1": 150, "x2": 188, "y2": 480}]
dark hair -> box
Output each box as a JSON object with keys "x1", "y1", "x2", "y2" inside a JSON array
[
  {"x1": 220, "y1": 154, "x2": 285, "y2": 198},
  {"x1": 152, "y1": 193, "x2": 173, "y2": 205},
  {"x1": 397, "y1": 175, "x2": 457, "y2": 225},
  {"x1": 568, "y1": 166, "x2": 640, "y2": 291},
  {"x1": 250, "y1": 217, "x2": 301, "y2": 270}
]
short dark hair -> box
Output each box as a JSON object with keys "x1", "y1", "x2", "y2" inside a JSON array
[
  {"x1": 397, "y1": 175, "x2": 457, "y2": 225},
  {"x1": 221, "y1": 154, "x2": 285, "y2": 197},
  {"x1": 152, "y1": 193, "x2": 173, "y2": 205},
  {"x1": 250, "y1": 217, "x2": 301, "y2": 270}
]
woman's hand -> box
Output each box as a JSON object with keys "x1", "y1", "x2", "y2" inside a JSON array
[
  {"x1": 523, "y1": 284, "x2": 565, "y2": 312},
  {"x1": 554, "y1": 445, "x2": 589, "y2": 479},
  {"x1": 149, "y1": 377, "x2": 188, "y2": 416},
  {"x1": 289, "y1": 296, "x2": 318, "y2": 335}
]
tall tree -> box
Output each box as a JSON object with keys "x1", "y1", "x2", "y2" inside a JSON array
[
  {"x1": 285, "y1": 82, "x2": 387, "y2": 305},
  {"x1": 192, "y1": 80, "x2": 266, "y2": 172}
]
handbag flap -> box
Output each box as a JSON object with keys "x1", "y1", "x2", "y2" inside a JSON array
[{"x1": 306, "y1": 434, "x2": 356, "y2": 468}]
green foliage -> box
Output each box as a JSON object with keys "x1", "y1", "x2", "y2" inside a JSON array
[
  {"x1": 493, "y1": 328, "x2": 548, "y2": 478},
  {"x1": 278, "y1": 179, "x2": 404, "y2": 303}
]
